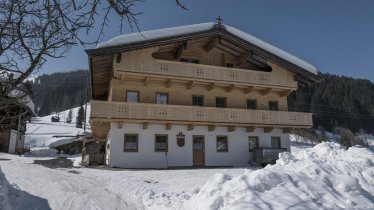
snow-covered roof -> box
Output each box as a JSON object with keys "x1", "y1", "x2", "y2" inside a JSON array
[
  {"x1": 96, "y1": 22, "x2": 317, "y2": 75},
  {"x1": 97, "y1": 22, "x2": 215, "y2": 49}
]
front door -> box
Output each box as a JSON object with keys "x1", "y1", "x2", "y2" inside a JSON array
[{"x1": 193, "y1": 135, "x2": 205, "y2": 167}]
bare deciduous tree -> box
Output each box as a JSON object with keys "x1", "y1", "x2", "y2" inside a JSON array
[{"x1": 0, "y1": 0, "x2": 186, "y2": 126}]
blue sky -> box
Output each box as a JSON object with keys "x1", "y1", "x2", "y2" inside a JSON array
[{"x1": 39, "y1": 0, "x2": 374, "y2": 81}]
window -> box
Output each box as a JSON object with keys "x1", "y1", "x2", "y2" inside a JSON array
[
  {"x1": 156, "y1": 93, "x2": 168, "y2": 104},
  {"x1": 193, "y1": 136, "x2": 204, "y2": 150},
  {"x1": 216, "y1": 97, "x2": 227, "y2": 108},
  {"x1": 155, "y1": 135, "x2": 168, "y2": 152},
  {"x1": 192, "y1": 95, "x2": 204, "y2": 106},
  {"x1": 190, "y1": 59, "x2": 200, "y2": 64},
  {"x1": 248, "y1": 136, "x2": 259, "y2": 152},
  {"x1": 116, "y1": 53, "x2": 122, "y2": 63},
  {"x1": 216, "y1": 136, "x2": 228, "y2": 152},
  {"x1": 271, "y1": 137, "x2": 281, "y2": 148},
  {"x1": 269, "y1": 101, "x2": 279, "y2": 111},
  {"x1": 180, "y1": 58, "x2": 189, "y2": 63},
  {"x1": 126, "y1": 91, "x2": 139, "y2": 103},
  {"x1": 180, "y1": 58, "x2": 200, "y2": 64},
  {"x1": 124, "y1": 134, "x2": 138, "y2": 152},
  {"x1": 247, "y1": 99, "x2": 257, "y2": 109},
  {"x1": 226, "y1": 63, "x2": 234, "y2": 68}
]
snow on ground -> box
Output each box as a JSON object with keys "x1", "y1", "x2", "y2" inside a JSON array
[
  {"x1": 0, "y1": 153, "x2": 245, "y2": 210},
  {"x1": 189, "y1": 142, "x2": 374, "y2": 209},
  {"x1": 290, "y1": 133, "x2": 315, "y2": 153},
  {"x1": 13, "y1": 113, "x2": 374, "y2": 209},
  {"x1": 1, "y1": 142, "x2": 373, "y2": 210},
  {"x1": 359, "y1": 133, "x2": 374, "y2": 146},
  {"x1": 25, "y1": 104, "x2": 90, "y2": 150}
]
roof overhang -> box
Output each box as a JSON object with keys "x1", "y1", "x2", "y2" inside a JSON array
[{"x1": 86, "y1": 23, "x2": 320, "y2": 99}]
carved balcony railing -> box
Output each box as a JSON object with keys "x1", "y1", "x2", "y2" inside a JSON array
[{"x1": 91, "y1": 100, "x2": 312, "y2": 127}]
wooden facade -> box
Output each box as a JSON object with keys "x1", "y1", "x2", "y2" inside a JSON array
[
  {"x1": 89, "y1": 43, "x2": 314, "y2": 137},
  {"x1": 86, "y1": 22, "x2": 318, "y2": 167}
]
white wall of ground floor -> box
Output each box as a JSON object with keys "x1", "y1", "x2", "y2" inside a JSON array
[{"x1": 107, "y1": 123, "x2": 290, "y2": 168}]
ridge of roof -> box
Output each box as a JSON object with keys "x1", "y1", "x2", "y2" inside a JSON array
[{"x1": 95, "y1": 22, "x2": 317, "y2": 75}]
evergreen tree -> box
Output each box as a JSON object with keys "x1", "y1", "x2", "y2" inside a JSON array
[
  {"x1": 31, "y1": 70, "x2": 91, "y2": 116},
  {"x1": 288, "y1": 73, "x2": 374, "y2": 134},
  {"x1": 67, "y1": 109, "x2": 73, "y2": 123},
  {"x1": 76, "y1": 106, "x2": 84, "y2": 128}
]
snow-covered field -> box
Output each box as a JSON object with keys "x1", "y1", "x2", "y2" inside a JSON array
[
  {"x1": 1, "y1": 142, "x2": 373, "y2": 209},
  {"x1": 25, "y1": 105, "x2": 90, "y2": 156}
]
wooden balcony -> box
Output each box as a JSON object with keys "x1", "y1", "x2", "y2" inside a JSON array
[
  {"x1": 115, "y1": 59, "x2": 298, "y2": 89},
  {"x1": 90, "y1": 100, "x2": 312, "y2": 128}
]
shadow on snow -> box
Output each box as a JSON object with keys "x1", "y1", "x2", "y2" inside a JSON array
[{"x1": 0, "y1": 167, "x2": 51, "y2": 210}]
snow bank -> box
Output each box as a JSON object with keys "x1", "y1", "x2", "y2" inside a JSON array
[
  {"x1": 190, "y1": 142, "x2": 374, "y2": 209},
  {"x1": 27, "y1": 147, "x2": 58, "y2": 157}
]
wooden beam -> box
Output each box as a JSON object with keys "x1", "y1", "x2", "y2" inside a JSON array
[
  {"x1": 220, "y1": 53, "x2": 225, "y2": 66},
  {"x1": 165, "y1": 79, "x2": 171, "y2": 88},
  {"x1": 283, "y1": 128, "x2": 292, "y2": 133},
  {"x1": 216, "y1": 45, "x2": 240, "y2": 58},
  {"x1": 246, "y1": 126, "x2": 256, "y2": 133},
  {"x1": 294, "y1": 75, "x2": 313, "y2": 85},
  {"x1": 278, "y1": 90, "x2": 291, "y2": 97},
  {"x1": 165, "y1": 124, "x2": 172, "y2": 130},
  {"x1": 264, "y1": 127, "x2": 273, "y2": 133},
  {"x1": 175, "y1": 42, "x2": 187, "y2": 59},
  {"x1": 228, "y1": 126, "x2": 236, "y2": 132},
  {"x1": 143, "y1": 122, "x2": 148, "y2": 130},
  {"x1": 225, "y1": 84, "x2": 235, "y2": 93},
  {"x1": 187, "y1": 124, "x2": 194, "y2": 131},
  {"x1": 108, "y1": 79, "x2": 114, "y2": 102},
  {"x1": 236, "y1": 51, "x2": 252, "y2": 66},
  {"x1": 207, "y1": 83, "x2": 215, "y2": 91},
  {"x1": 260, "y1": 88, "x2": 272, "y2": 96},
  {"x1": 152, "y1": 51, "x2": 175, "y2": 60},
  {"x1": 186, "y1": 81, "x2": 194, "y2": 89},
  {"x1": 208, "y1": 125, "x2": 216, "y2": 132},
  {"x1": 205, "y1": 37, "x2": 218, "y2": 52},
  {"x1": 243, "y1": 87, "x2": 253, "y2": 94}
]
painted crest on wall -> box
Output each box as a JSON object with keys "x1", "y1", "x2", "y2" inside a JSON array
[{"x1": 177, "y1": 137, "x2": 185, "y2": 147}]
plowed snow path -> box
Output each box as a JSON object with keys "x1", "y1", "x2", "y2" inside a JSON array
[
  {"x1": 0, "y1": 153, "x2": 246, "y2": 210},
  {"x1": 0, "y1": 155, "x2": 141, "y2": 210}
]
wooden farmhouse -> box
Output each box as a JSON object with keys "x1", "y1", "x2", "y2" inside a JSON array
[{"x1": 85, "y1": 21, "x2": 318, "y2": 168}]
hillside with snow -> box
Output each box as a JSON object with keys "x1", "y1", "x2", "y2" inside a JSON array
[{"x1": 25, "y1": 104, "x2": 90, "y2": 155}]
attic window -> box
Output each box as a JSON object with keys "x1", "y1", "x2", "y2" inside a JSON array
[
  {"x1": 226, "y1": 63, "x2": 234, "y2": 68},
  {"x1": 180, "y1": 58, "x2": 199, "y2": 64},
  {"x1": 116, "y1": 53, "x2": 122, "y2": 63}
]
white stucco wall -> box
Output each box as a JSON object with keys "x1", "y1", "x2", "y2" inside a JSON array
[{"x1": 107, "y1": 123, "x2": 290, "y2": 168}]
